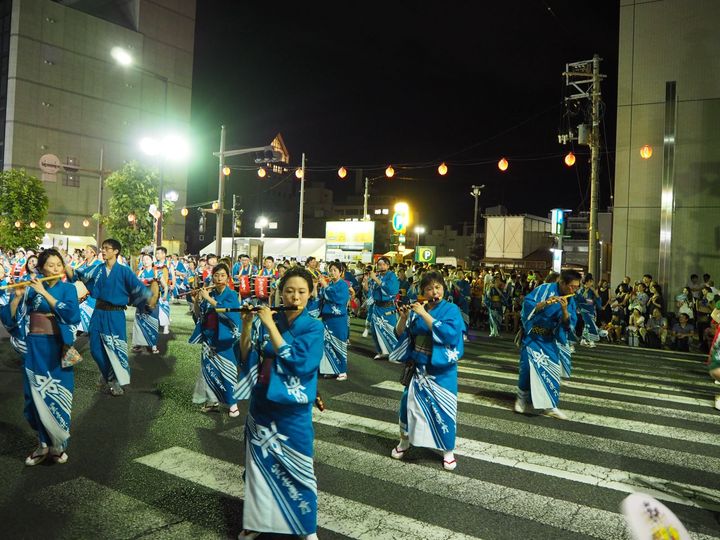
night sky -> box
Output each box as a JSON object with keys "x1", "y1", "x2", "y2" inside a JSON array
[{"x1": 188, "y1": 1, "x2": 620, "y2": 234}]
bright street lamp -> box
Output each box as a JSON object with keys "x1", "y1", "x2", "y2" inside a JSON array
[
  {"x1": 254, "y1": 216, "x2": 274, "y2": 240},
  {"x1": 164, "y1": 190, "x2": 179, "y2": 202},
  {"x1": 470, "y1": 184, "x2": 485, "y2": 244},
  {"x1": 110, "y1": 46, "x2": 133, "y2": 66},
  {"x1": 413, "y1": 225, "x2": 426, "y2": 245}
]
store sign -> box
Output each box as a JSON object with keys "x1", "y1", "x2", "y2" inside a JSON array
[
  {"x1": 325, "y1": 221, "x2": 375, "y2": 262},
  {"x1": 415, "y1": 245, "x2": 436, "y2": 263}
]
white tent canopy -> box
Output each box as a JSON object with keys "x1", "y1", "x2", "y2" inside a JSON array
[{"x1": 200, "y1": 237, "x2": 326, "y2": 261}]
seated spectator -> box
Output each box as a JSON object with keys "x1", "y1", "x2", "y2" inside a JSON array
[
  {"x1": 647, "y1": 283, "x2": 664, "y2": 314},
  {"x1": 634, "y1": 283, "x2": 650, "y2": 311},
  {"x1": 675, "y1": 287, "x2": 695, "y2": 320},
  {"x1": 670, "y1": 313, "x2": 695, "y2": 352},
  {"x1": 688, "y1": 274, "x2": 703, "y2": 300},
  {"x1": 605, "y1": 303, "x2": 627, "y2": 344},
  {"x1": 627, "y1": 307, "x2": 646, "y2": 347},
  {"x1": 641, "y1": 307, "x2": 668, "y2": 349},
  {"x1": 598, "y1": 279, "x2": 612, "y2": 325}
]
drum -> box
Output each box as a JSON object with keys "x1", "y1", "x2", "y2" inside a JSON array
[
  {"x1": 74, "y1": 281, "x2": 90, "y2": 303},
  {"x1": 237, "y1": 275, "x2": 251, "y2": 297},
  {"x1": 254, "y1": 276, "x2": 269, "y2": 300}
]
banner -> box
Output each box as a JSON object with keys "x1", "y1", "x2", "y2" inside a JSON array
[{"x1": 415, "y1": 246, "x2": 436, "y2": 264}]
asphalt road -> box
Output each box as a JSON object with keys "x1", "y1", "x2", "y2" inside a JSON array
[{"x1": 0, "y1": 305, "x2": 719, "y2": 539}]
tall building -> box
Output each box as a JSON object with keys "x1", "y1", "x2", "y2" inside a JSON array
[
  {"x1": 0, "y1": 0, "x2": 195, "y2": 252},
  {"x1": 612, "y1": 0, "x2": 720, "y2": 299}
]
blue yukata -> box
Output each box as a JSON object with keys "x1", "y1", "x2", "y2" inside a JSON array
[
  {"x1": 237, "y1": 309, "x2": 323, "y2": 537},
  {"x1": 453, "y1": 279, "x2": 471, "y2": 332},
  {"x1": 578, "y1": 286, "x2": 602, "y2": 343},
  {"x1": 391, "y1": 300, "x2": 464, "y2": 451},
  {"x1": 154, "y1": 263, "x2": 172, "y2": 330},
  {"x1": 517, "y1": 282, "x2": 577, "y2": 410},
  {"x1": 0, "y1": 278, "x2": 28, "y2": 356},
  {"x1": 74, "y1": 258, "x2": 102, "y2": 334},
  {"x1": 131, "y1": 269, "x2": 160, "y2": 348},
  {"x1": 1, "y1": 281, "x2": 80, "y2": 451},
  {"x1": 318, "y1": 278, "x2": 350, "y2": 375},
  {"x1": 76, "y1": 262, "x2": 152, "y2": 386},
  {"x1": 173, "y1": 260, "x2": 190, "y2": 298},
  {"x1": 484, "y1": 286, "x2": 508, "y2": 337},
  {"x1": 189, "y1": 286, "x2": 241, "y2": 406},
  {"x1": 368, "y1": 271, "x2": 399, "y2": 355},
  {"x1": 306, "y1": 296, "x2": 321, "y2": 319}
]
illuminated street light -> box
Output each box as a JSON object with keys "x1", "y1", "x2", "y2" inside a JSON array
[
  {"x1": 110, "y1": 46, "x2": 133, "y2": 66},
  {"x1": 164, "y1": 190, "x2": 179, "y2": 202},
  {"x1": 413, "y1": 225, "x2": 426, "y2": 245},
  {"x1": 255, "y1": 216, "x2": 271, "y2": 239},
  {"x1": 437, "y1": 163, "x2": 448, "y2": 176}
]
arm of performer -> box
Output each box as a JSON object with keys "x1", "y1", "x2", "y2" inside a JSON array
[
  {"x1": 8, "y1": 284, "x2": 26, "y2": 318},
  {"x1": 27, "y1": 277, "x2": 58, "y2": 310},
  {"x1": 395, "y1": 304, "x2": 411, "y2": 336},
  {"x1": 239, "y1": 309, "x2": 254, "y2": 362}
]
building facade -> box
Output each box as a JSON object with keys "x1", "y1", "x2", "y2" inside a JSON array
[
  {"x1": 612, "y1": 0, "x2": 720, "y2": 299},
  {"x1": 1, "y1": 0, "x2": 195, "y2": 251}
]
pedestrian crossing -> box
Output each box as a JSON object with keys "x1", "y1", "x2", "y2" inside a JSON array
[{"x1": 10, "y1": 316, "x2": 720, "y2": 539}]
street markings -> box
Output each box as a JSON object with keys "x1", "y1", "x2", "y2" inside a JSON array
[{"x1": 135, "y1": 446, "x2": 484, "y2": 540}]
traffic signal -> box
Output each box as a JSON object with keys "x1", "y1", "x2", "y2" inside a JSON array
[
  {"x1": 233, "y1": 209, "x2": 243, "y2": 235},
  {"x1": 198, "y1": 213, "x2": 206, "y2": 234}
]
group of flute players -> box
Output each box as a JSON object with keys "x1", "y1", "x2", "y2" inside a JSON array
[{"x1": 1, "y1": 238, "x2": 474, "y2": 540}]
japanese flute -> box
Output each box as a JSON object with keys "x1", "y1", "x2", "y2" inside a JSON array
[
  {"x1": 215, "y1": 305, "x2": 300, "y2": 313},
  {"x1": 0, "y1": 273, "x2": 66, "y2": 290}
]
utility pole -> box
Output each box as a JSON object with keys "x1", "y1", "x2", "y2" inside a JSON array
[
  {"x1": 363, "y1": 177, "x2": 369, "y2": 220},
  {"x1": 231, "y1": 193, "x2": 237, "y2": 261},
  {"x1": 589, "y1": 54, "x2": 601, "y2": 279},
  {"x1": 215, "y1": 125, "x2": 226, "y2": 257},
  {"x1": 560, "y1": 55, "x2": 605, "y2": 278},
  {"x1": 96, "y1": 147, "x2": 105, "y2": 243},
  {"x1": 297, "y1": 152, "x2": 306, "y2": 258},
  {"x1": 470, "y1": 184, "x2": 485, "y2": 244}
]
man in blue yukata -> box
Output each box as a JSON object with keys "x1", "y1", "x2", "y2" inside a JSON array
[
  {"x1": 66, "y1": 239, "x2": 157, "y2": 396},
  {"x1": 514, "y1": 269, "x2": 580, "y2": 420}
]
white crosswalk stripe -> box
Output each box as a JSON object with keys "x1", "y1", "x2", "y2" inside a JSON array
[{"x1": 135, "y1": 446, "x2": 484, "y2": 540}]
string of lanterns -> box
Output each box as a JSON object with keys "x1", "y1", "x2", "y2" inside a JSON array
[
  {"x1": 245, "y1": 144, "x2": 655, "y2": 180},
  {"x1": 14, "y1": 218, "x2": 93, "y2": 230}
]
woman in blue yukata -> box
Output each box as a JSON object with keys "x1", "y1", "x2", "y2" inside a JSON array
[
  {"x1": 390, "y1": 270, "x2": 464, "y2": 471},
  {"x1": 364, "y1": 256, "x2": 399, "y2": 360},
  {"x1": 237, "y1": 266, "x2": 323, "y2": 540},
  {"x1": 189, "y1": 263, "x2": 242, "y2": 418},
  {"x1": 132, "y1": 253, "x2": 161, "y2": 354},
  {"x1": 318, "y1": 261, "x2": 350, "y2": 380},
  {"x1": 484, "y1": 274, "x2": 508, "y2": 337},
  {"x1": 1, "y1": 248, "x2": 81, "y2": 465},
  {"x1": 578, "y1": 274, "x2": 603, "y2": 348}
]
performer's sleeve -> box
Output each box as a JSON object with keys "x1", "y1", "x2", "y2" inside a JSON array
[
  {"x1": 521, "y1": 286, "x2": 543, "y2": 331},
  {"x1": 430, "y1": 304, "x2": 463, "y2": 346},
  {"x1": 275, "y1": 319, "x2": 324, "y2": 377},
  {"x1": 125, "y1": 267, "x2": 152, "y2": 307},
  {"x1": 0, "y1": 289, "x2": 28, "y2": 329},
  {"x1": 53, "y1": 285, "x2": 81, "y2": 326},
  {"x1": 379, "y1": 273, "x2": 399, "y2": 298},
  {"x1": 323, "y1": 281, "x2": 350, "y2": 305}
]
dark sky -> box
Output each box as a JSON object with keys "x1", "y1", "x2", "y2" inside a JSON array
[{"x1": 188, "y1": 1, "x2": 620, "y2": 233}]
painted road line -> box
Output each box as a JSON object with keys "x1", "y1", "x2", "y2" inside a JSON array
[
  {"x1": 334, "y1": 391, "x2": 720, "y2": 475},
  {"x1": 458, "y1": 364, "x2": 713, "y2": 400},
  {"x1": 463, "y1": 355, "x2": 710, "y2": 386},
  {"x1": 135, "y1": 446, "x2": 483, "y2": 540},
  {"x1": 373, "y1": 380, "x2": 720, "y2": 448},
  {"x1": 318, "y1": 396, "x2": 720, "y2": 511},
  {"x1": 37, "y1": 476, "x2": 221, "y2": 539}
]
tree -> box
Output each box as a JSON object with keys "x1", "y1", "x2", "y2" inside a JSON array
[
  {"x1": 0, "y1": 169, "x2": 49, "y2": 249},
  {"x1": 98, "y1": 161, "x2": 173, "y2": 256}
]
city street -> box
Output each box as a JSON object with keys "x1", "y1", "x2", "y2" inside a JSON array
[{"x1": 1, "y1": 305, "x2": 719, "y2": 539}]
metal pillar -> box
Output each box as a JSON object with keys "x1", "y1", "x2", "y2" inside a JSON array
[
  {"x1": 214, "y1": 125, "x2": 226, "y2": 256},
  {"x1": 297, "y1": 152, "x2": 306, "y2": 258},
  {"x1": 588, "y1": 54, "x2": 601, "y2": 279}
]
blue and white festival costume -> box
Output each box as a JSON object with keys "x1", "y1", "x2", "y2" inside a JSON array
[
  {"x1": 237, "y1": 309, "x2": 323, "y2": 536},
  {"x1": 1, "y1": 280, "x2": 80, "y2": 452},
  {"x1": 74, "y1": 258, "x2": 102, "y2": 334},
  {"x1": 578, "y1": 285, "x2": 602, "y2": 343},
  {"x1": 76, "y1": 262, "x2": 152, "y2": 387},
  {"x1": 132, "y1": 268, "x2": 159, "y2": 348},
  {"x1": 453, "y1": 279, "x2": 471, "y2": 334},
  {"x1": 0, "y1": 278, "x2": 28, "y2": 356},
  {"x1": 189, "y1": 286, "x2": 241, "y2": 406},
  {"x1": 484, "y1": 285, "x2": 508, "y2": 337},
  {"x1": 368, "y1": 270, "x2": 399, "y2": 355},
  {"x1": 517, "y1": 282, "x2": 577, "y2": 410},
  {"x1": 318, "y1": 278, "x2": 350, "y2": 375},
  {"x1": 391, "y1": 299, "x2": 464, "y2": 451}
]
